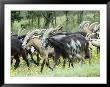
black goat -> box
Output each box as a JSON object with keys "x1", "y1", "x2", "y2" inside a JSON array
[
  {"x1": 44, "y1": 31, "x2": 87, "y2": 48},
  {"x1": 11, "y1": 35, "x2": 29, "y2": 69},
  {"x1": 47, "y1": 33, "x2": 91, "y2": 68},
  {"x1": 11, "y1": 35, "x2": 40, "y2": 69},
  {"x1": 49, "y1": 31, "x2": 87, "y2": 37}
]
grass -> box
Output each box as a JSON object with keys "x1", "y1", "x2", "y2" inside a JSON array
[
  {"x1": 11, "y1": 11, "x2": 100, "y2": 77},
  {"x1": 10, "y1": 46, "x2": 100, "y2": 77}
]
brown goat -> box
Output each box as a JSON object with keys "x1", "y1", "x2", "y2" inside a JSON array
[
  {"x1": 26, "y1": 37, "x2": 53, "y2": 72},
  {"x1": 22, "y1": 25, "x2": 64, "y2": 72}
]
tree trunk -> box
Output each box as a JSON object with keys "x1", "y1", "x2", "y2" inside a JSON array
[
  {"x1": 54, "y1": 12, "x2": 56, "y2": 26},
  {"x1": 31, "y1": 17, "x2": 33, "y2": 29},
  {"x1": 77, "y1": 11, "x2": 84, "y2": 24},
  {"x1": 38, "y1": 16, "x2": 40, "y2": 28},
  {"x1": 93, "y1": 12, "x2": 97, "y2": 22},
  {"x1": 42, "y1": 11, "x2": 53, "y2": 29},
  {"x1": 65, "y1": 11, "x2": 69, "y2": 24}
]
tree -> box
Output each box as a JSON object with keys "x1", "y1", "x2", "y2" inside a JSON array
[
  {"x1": 42, "y1": 11, "x2": 54, "y2": 28},
  {"x1": 77, "y1": 11, "x2": 84, "y2": 24},
  {"x1": 11, "y1": 11, "x2": 23, "y2": 30}
]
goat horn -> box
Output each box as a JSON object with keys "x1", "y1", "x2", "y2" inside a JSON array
[
  {"x1": 89, "y1": 22, "x2": 99, "y2": 31},
  {"x1": 79, "y1": 21, "x2": 91, "y2": 31},
  {"x1": 43, "y1": 25, "x2": 63, "y2": 38},
  {"x1": 23, "y1": 29, "x2": 40, "y2": 44},
  {"x1": 80, "y1": 22, "x2": 91, "y2": 33},
  {"x1": 28, "y1": 29, "x2": 40, "y2": 36},
  {"x1": 55, "y1": 25, "x2": 63, "y2": 31}
]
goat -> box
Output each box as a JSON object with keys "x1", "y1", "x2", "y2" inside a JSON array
[
  {"x1": 90, "y1": 39, "x2": 100, "y2": 54},
  {"x1": 11, "y1": 34, "x2": 41, "y2": 68},
  {"x1": 47, "y1": 33, "x2": 91, "y2": 68},
  {"x1": 86, "y1": 32, "x2": 100, "y2": 54},
  {"x1": 79, "y1": 21, "x2": 91, "y2": 31},
  {"x1": 22, "y1": 25, "x2": 63, "y2": 72},
  {"x1": 11, "y1": 35, "x2": 29, "y2": 69},
  {"x1": 48, "y1": 31, "x2": 87, "y2": 37},
  {"x1": 79, "y1": 21, "x2": 100, "y2": 54},
  {"x1": 24, "y1": 36, "x2": 53, "y2": 72},
  {"x1": 42, "y1": 31, "x2": 90, "y2": 67},
  {"x1": 79, "y1": 21, "x2": 100, "y2": 34}
]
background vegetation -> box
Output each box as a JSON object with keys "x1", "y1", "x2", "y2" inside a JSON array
[
  {"x1": 11, "y1": 11, "x2": 100, "y2": 77},
  {"x1": 11, "y1": 11, "x2": 100, "y2": 34}
]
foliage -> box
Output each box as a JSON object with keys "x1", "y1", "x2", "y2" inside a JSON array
[
  {"x1": 11, "y1": 11, "x2": 100, "y2": 34},
  {"x1": 11, "y1": 11, "x2": 100, "y2": 77}
]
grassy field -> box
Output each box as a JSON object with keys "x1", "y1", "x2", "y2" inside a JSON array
[
  {"x1": 10, "y1": 46, "x2": 100, "y2": 77},
  {"x1": 11, "y1": 11, "x2": 100, "y2": 77}
]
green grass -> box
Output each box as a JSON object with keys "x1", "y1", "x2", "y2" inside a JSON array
[
  {"x1": 11, "y1": 46, "x2": 100, "y2": 77},
  {"x1": 11, "y1": 11, "x2": 100, "y2": 77}
]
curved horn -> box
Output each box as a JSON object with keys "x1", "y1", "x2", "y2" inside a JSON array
[
  {"x1": 22, "y1": 29, "x2": 40, "y2": 47},
  {"x1": 89, "y1": 22, "x2": 99, "y2": 31},
  {"x1": 54, "y1": 25, "x2": 63, "y2": 31},
  {"x1": 79, "y1": 21, "x2": 91, "y2": 31},
  {"x1": 26, "y1": 29, "x2": 40, "y2": 37},
  {"x1": 83, "y1": 22, "x2": 91, "y2": 30},
  {"x1": 43, "y1": 25, "x2": 63, "y2": 38},
  {"x1": 80, "y1": 22, "x2": 91, "y2": 33}
]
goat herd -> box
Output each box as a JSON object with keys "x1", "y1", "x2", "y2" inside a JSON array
[{"x1": 11, "y1": 21, "x2": 100, "y2": 73}]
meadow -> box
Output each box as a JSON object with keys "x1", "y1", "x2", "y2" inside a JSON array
[
  {"x1": 11, "y1": 46, "x2": 100, "y2": 77},
  {"x1": 11, "y1": 11, "x2": 100, "y2": 77}
]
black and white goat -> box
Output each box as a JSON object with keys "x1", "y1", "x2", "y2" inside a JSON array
[
  {"x1": 47, "y1": 33, "x2": 91, "y2": 68},
  {"x1": 79, "y1": 21, "x2": 100, "y2": 54},
  {"x1": 11, "y1": 34, "x2": 41, "y2": 69},
  {"x1": 87, "y1": 32, "x2": 100, "y2": 54},
  {"x1": 11, "y1": 35, "x2": 30, "y2": 69}
]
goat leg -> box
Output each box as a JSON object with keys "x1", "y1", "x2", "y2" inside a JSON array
[
  {"x1": 23, "y1": 57, "x2": 29, "y2": 67},
  {"x1": 22, "y1": 52, "x2": 30, "y2": 68},
  {"x1": 70, "y1": 59, "x2": 74, "y2": 67},
  {"x1": 63, "y1": 58, "x2": 66, "y2": 68},
  {"x1": 36, "y1": 53, "x2": 41, "y2": 66},
  {"x1": 97, "y1": 47, "x2": 100, "y2": 54},
  {"x1": 46, "y1": 59, "x2": 53, "y2": 71},
  {"x1": 68, "y1": 58, "x2": 74, "y2": 68},
  {"x1": 23, "y1": 57, "x2": 29, "y2": 68},
  {"x1": 40, "y1": 58, "x2": 46, "y2": 72},
  {"x1": 14, "y1": 55, "x2": 20, "y2": 69},
  {"x1": 30, "y1": 52, "x2": 40, "y2": 66},
  {"x1": 53, "y1": 49, "x2": 61, "y2": 68}
]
